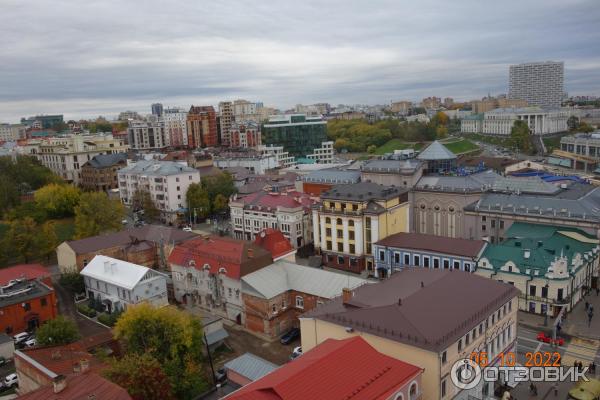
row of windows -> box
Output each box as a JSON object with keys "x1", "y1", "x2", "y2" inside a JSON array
[
  {"x1": 324, "y1": 217, "x2": 356, "y2": 226},
  {"x1": 379, "y1": 250, "x2": 472, "y2": 272}
]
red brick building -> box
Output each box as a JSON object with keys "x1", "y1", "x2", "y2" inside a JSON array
[
  {"x1": 0, "y1": 264, "x2": 57, "y2": 334},
  {"x1": 241, "y1": 261, "x2": 368, "y2": 338},
  {"x1": 187, "y1": 105, "x2": 217, "y2": 148},
  {"x1": 230, "y1": 122, "x2": 261, "y2": 148},
  {"x1": 224, "y1": 336, "x2": 423, "y2": 400}
]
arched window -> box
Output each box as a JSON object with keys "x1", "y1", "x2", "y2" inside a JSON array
[
  {"x1": 348, "y1": 220, "x2": 355, "y2": 227},
  {"x1": 325, "y1": 217, "x2": 331, "y2": 224},
  {"x1": 409, "y1": 382, "x2": 418, "y2": 400},
  {"x1": 420, "y1": 204, "x2": 426, "y2": 210},
  {"x1": 336, "y1": 218, "x2": 342, "y2": 225},
  {"x1": 394, "y1": 394, "x2": 404, "y2": 400}
]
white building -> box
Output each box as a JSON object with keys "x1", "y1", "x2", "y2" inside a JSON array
[
  {"x1": 509, "y1": 61, "x2": 564, "y2": 109},
  {"x1": 0, "y1": 124, "x2": 26, "y2": 142},
  {"x1": 118, "y1": 160, "x2": 201, "y2": 222},
  {"x1": 161, "y1": 108, "x2": 188, "y2": 147},
  {"x1": 34, "y1": 133, "x2": 128, "y2": 185},
  {"x1": 127, "y1": 119, "x2": 167, "y2": 150},
  {"x1": 81, "y1": 255, "x2": 168, "y2": 312},
  {"x1": 213, "y1": 152, "x2": 278, "y2": 175},
  {"x1": 482, "y1": 107, "x2": 568, "y2": 135},
  {"x1": 307, "y1": 141, "x2": 334, "y2": 164},
  {"x1": 258, "y1": 145, "x2": 296, "y2": 168}
]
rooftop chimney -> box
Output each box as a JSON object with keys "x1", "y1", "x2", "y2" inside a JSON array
[
  {"x1": 342, "y1": 288, "x2": 352, "y2": 304},
  {"x1": 53, "y1": 375, "x2": 67, "y2": 394},
  {"x1": 103, "y1": 260, "x2": 109, "y2": 271}
]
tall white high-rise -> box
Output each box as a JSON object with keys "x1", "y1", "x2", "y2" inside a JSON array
[{"x1": 509, "y1": 61, "x2": 564, "y2": 109}]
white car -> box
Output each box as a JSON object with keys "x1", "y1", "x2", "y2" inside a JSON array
[
  {"x1": 182, "y1": 227, "x2": 193, "y2": 232},
  {"x1": 24, "y1": 338, "x2": 36, "y2": 348},
  {"x1": 13, "y1": 332, "x2": 30, "y2": 345},
  {"x1": 290, "y1": 346, "x2": 302, "y2": 360},
  {"x1": 3, "y1": 373, "x2": 17, "y2": 388}
]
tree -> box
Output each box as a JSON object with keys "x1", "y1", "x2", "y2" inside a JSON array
[
  {"x1": 201, "y1": 172, "x2": 236, "y2": 212},
  {"x1": 39, "y1": 221, "x2": 59, "y2": 262},
  {"x1": 36, "y1": 316, "x2": 80, "y2": 346},
  {"x1": 59, "y1": 270, "x2": 85, "y2": 294},
  {"x1": 104, "y1": 353, "x2": 174, "y2": 400},
  {"x1": 186, "y1": 183, "x2": 210, "y2": 220},
  {"x1": 74, "y1": 192, "x2": 125, "y2": 239},
  {"x1": 567, "y1": 115, "x2": 579, "y2": 131},
  {"x1": 435, "y1": 125, "x2": 448, "y2": 139},
  {"x1": 131, "y1": 189, "x2": 159, "y2": 221},
  {"x1": 510, "y1": 120, "x2": 534, "y2": 155},
  {"x1": 3, "y1": 217, "x2": 40, "y2": 262},
  {"x1": 34, "y1": 183, "x2": 81, "y2": 218},
  {"x1": 114, "y1": 304, "x2": 208, "y2": 399},
  {"x1": 212, "y1": 194, "x2": 228, "y2": 213}
]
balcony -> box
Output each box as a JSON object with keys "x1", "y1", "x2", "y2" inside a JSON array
[{"x1": 317, "y1": 206, "x2": 362, "y2": 216}]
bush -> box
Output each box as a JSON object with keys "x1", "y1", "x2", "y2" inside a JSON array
[
  {"x1": 77, "y1": 303, "x2": 97, "y2": 318},
  {"x1": 60, "y1": 271, "x2": 85, "y2": 294},
  {"x1": 97, "y1": 310, "x2": 123, "y2": 327}
]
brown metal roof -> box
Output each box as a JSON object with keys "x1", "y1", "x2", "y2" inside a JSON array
[
  {"x1": 17, "y1": 372, "x2": 131, "y2": 400},
  {"x1": 375, "y1": 232, "x2": 487, "y2": 258},
  {"x1": 306, "y1": 269, "x2": 519, "y2": 353},
  {"x1": 65, "y1": 225, "x2": 197, "y2": 254}
]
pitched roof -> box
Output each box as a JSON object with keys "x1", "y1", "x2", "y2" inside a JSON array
[
  {"x1": 81, "y1": 255, "x2": 165, "y2": 290},
  {"x1": 168, "y1": 236, "x2": 272, "y2": 280},
  {"x1": 301, "y1": 169, "x2": 361, "y2": 184},
  {"x1": 253, "y1": 229, "x2": 296, "y2": 260},
  {"x1": 16, "y1": 344, "x2": 105, "y2": 379},
  {"x1": 17, "y1": 372, "x2": 131, "y2": 400},
  {"x1": 0, "y1": 264, "x2": 50, "y2": 286},
  {"x1": 417, "y1": 141, "x2": 456, "y2": 160},
  {"x1": 85, "y1": 152, "x2": 128, "y2": 169},
  {"x1": 375, "y1": 232, "x2": 487, "y2": 258},
  {"x1": 234, "y1": 190, "x2": 317, "y2": 212},
  {"x1": 305, "y1": 269, "x2": 519, "y2": 353},
  {"x1": 224, "y1": 353, "x2": 279, "y2": 382},
  {"x1": 64, "y1": 225, "x2": 196, "y2": 254},
  {"x1": 242, "y1": 261, "x2": 370, "y2": 300},
  {"x1": 224, "y1": 337, "x2": 422, "y2": 400}
]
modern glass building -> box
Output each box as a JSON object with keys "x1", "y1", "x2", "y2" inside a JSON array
[
  {"x1": 262, "y1": 114, "x2": 327, "y2": 157},
  {"x1": 417, "y1": 141, "x2": 457, "y2": 173}
]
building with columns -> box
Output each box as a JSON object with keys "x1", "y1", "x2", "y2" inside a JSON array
[
  {"x1": 312, "y1": 182, "x2": 410, "y2": 274},
  {"x1": 482, "y1": 107, "x2": 568, "y2": 135}
]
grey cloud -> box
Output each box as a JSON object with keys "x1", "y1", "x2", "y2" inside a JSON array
[{"x1": 1, "y1": 0, "x2": 599, "y2": 121}]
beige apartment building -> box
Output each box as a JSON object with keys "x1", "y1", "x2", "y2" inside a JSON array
[
  {"x1": 34, "y1": 134, "x2": 128, "y2": 185},
  {"x1": 300, "y1": 269, "x2": 520, "y2": 400}
]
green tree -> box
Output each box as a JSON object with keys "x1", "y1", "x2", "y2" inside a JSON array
[
  {"x1": 201, "y1": 172, "x2": 236, "y2": 212},
  {"x1": 34, "y1": 183, "x2": 81, "y2": 218},
  {"x1": 104, "y1": 353, "x2": 174, "y2": 400},
  {"x1": 131, "y1": 189, "x2": 160, "y2": 221},
  {"x1": 213, "y1": 194, "x2": 228, "y2": 213},
  {"x1": 59, "y1": 270, "x2": 85, "y2": 293},
  {"x1": 36, "y1": 316, "x2": 80, "y2": 346},
  {"x1": 567, "y1": 115, "x2": 579, "y2": 131},
  {"x1": 367, "y1": 144, "x2": 377, "y2": 154},
  {"x1": 436, "y1": 125, "x2": 448, "y2": 139},
  {"x1": 114, "y1": 304, "x2": 208, "y2": 399},
  {"x1": 39, "y1": 221, "x2": 59, "y2": 262},
  {"x1": 3, "y1": 217, "x2": 40, "y2": 262},
  {"x1": 510, "y1": 120, "x2": 534, "y2": 155},
  {"x1": 74, "y1": 192, "x2": 125, "y2": 239},
  {"x1": 186, "y1": 183, "x2": 210, "y2": 220}
]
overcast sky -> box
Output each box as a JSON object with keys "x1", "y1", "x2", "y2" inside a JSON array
[{"x1": 2, "y1": 0, "x2": 599, "y2": 122}]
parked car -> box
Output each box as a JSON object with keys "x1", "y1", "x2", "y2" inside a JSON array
[
  {"x1": 182, "y1": 226, "x2": 193, "y2": 232},
  {"x1": 3, "y1": 373, "x2": 18, "y2": 388},
  {"x1": 24, "y1": 337, "x2": 37, "y2": 348},
  {"x1": 13, "y1": 332, "x2": 30, "y2": 345},
  {"x1": 536, "y1": 332, "x2": 565, "y2": 346},
  {"x1": 215, "y1": 368, "x2": 227, "y2": 384},
  {"x1": 290, "y1": 346, "x2": 302, "y2": 360},
  {"x1": 280, "y1": 328, "x2": 300, "y2": 345}
]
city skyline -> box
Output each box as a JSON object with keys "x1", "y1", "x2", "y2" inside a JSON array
[{"x1": 2, "y1": 0, "x2": 600, "y2": 121}]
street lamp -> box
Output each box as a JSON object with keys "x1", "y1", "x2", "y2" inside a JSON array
[{"x1": 544, "y1": 283, "x2": 550, "y2": 327}]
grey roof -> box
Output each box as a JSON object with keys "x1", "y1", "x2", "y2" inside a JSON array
[
  {"x1": 85, "y1": 153, "x2": 128, "y2": 169},
  {"x1": 224, "y1": 353, "x2": 279, "y2": 381},
  {"x1": 417, "y1": 141, "x2": 456, "y2": 161},
  {"x1": 242, "y1": 261, "x2": 370, "y2": 300},
  {"x1": 415, "y1": 170, "x2": 501, "y2": 192},
  {"x1": 0, "y1": 333, "x2": 12, "y2": 345},
  {"x1": 305, "y1": 269, "x2": 519, "y2": 353},
  {"x1": 321, "y1": 182, "x2": 408, "y2": 201},
  {"x1": 491, "y1": 176, "x2": 560, "y2": 195},
  {"x1": 118, "y1": 160, "x2": 198, "y2": 176},
  {"x1": 0, "y1": 280, "x2": 53, "y2": 308},
  {"x1": 466, "y1": 186, "x2": 600, "y2": 222},
  {"x1": 301, "y1": 169, "x2": 361, "y2": 184},
  {"x1": 361, "y1": 159, "x2": 423, "y2": 174},
  {"x1": 204, "y1": 328, "x2": 229, "y2": 346}
]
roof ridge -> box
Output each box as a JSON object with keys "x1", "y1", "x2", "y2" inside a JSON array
[{"x1": 343, "y1": 365, "x2": 393, "y2": 399}]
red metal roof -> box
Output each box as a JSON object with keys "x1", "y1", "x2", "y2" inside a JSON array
[
  {"x1": 168, "y1": 236, "x2": 272, "y2": 279},
  {"x1": 17, "y1": 372, "x2": 131, "y2": 400},
  {"x1": 253, "y1": 229, "x2": 295, "y2": 260},
  {"x1": 224, "y1": 337, "x2": 422, "y2": 400},
  {"x1": 0, "y1": 264, "x2": 50, "y2": 286}
]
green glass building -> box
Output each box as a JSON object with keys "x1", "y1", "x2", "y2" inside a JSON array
[{"x1": 262, "y1": 114, "x2": 327, "y2": 157}]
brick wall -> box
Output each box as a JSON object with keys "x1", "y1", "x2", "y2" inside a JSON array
[{"x1": 0, "y1": 290, "x2": 58, "y2": 335}]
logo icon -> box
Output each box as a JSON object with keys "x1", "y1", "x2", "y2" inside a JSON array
[{"x1": 451, "y1": 358, "x2": 482, "y2": 390}]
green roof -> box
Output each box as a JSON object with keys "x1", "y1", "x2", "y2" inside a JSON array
[{"x1": 481, "y1": 222, "x2": 598, "y2": 276}]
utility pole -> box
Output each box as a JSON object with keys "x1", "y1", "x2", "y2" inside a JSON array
[{"x1": 204, "y1": 331, "x2": 217, "y2": 386}]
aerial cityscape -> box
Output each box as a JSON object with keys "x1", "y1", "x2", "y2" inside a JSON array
[{"x1": 1, "y1": 1, "x2": 600, "y2": 400}]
